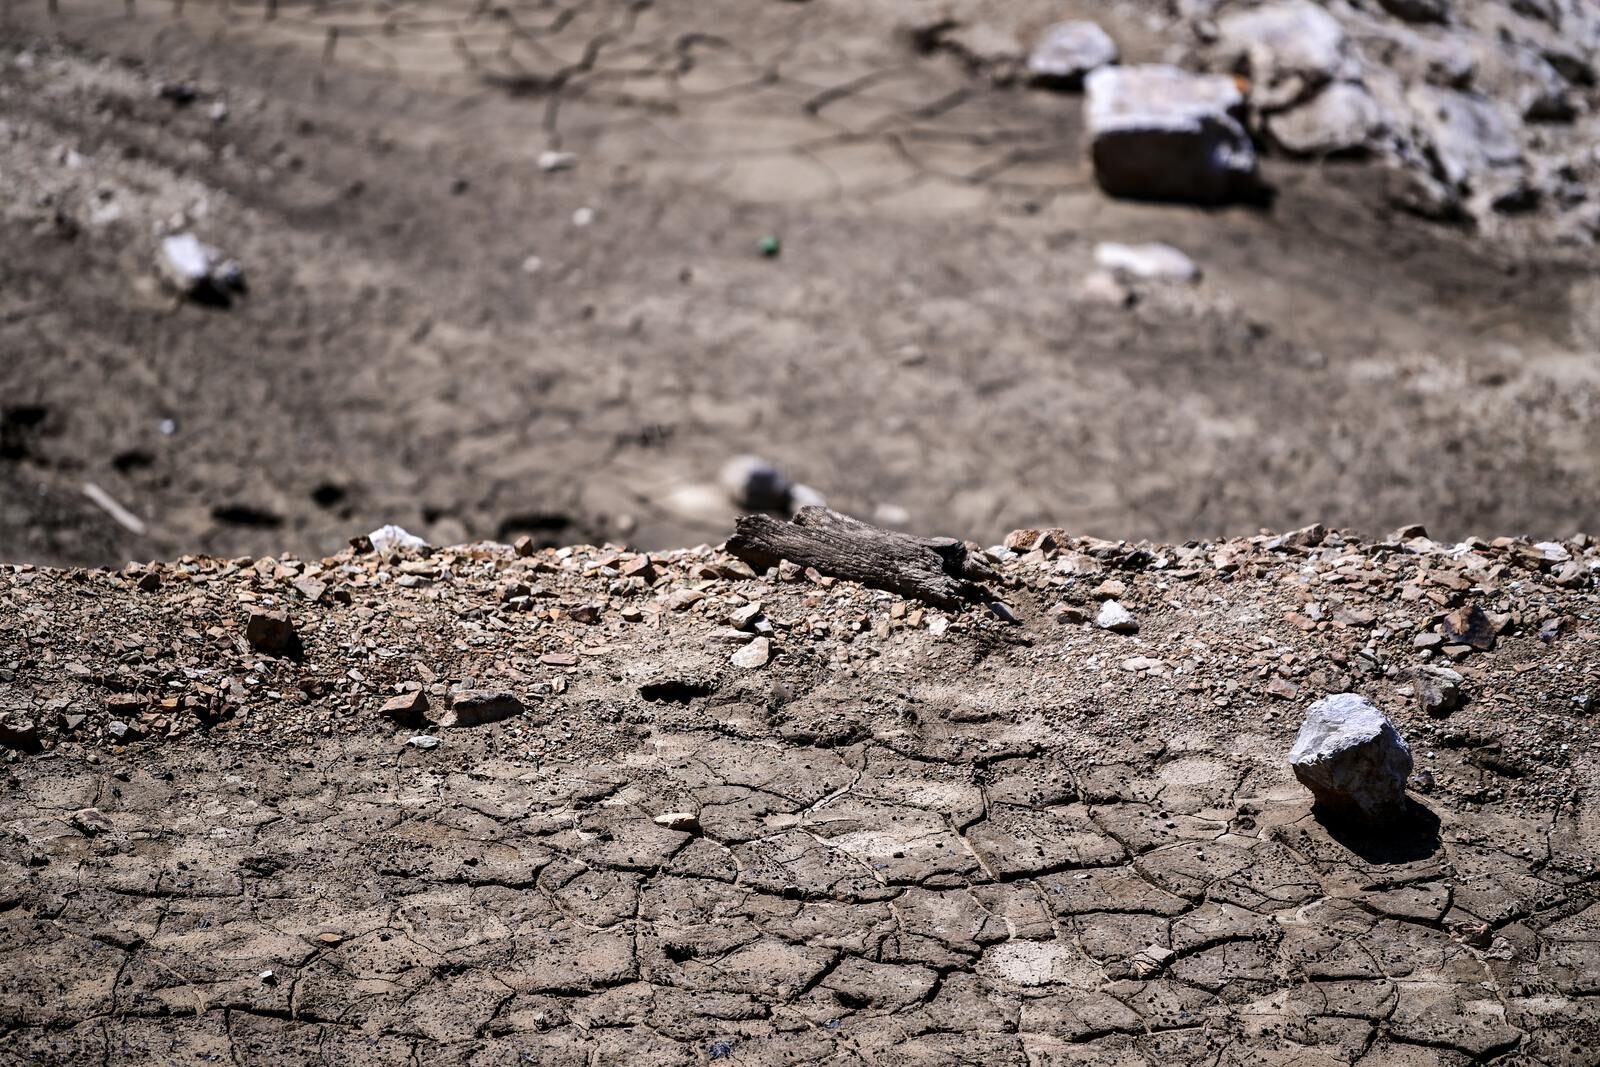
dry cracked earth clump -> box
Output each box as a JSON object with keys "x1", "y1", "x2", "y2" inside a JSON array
[{"x1": 2, "y1": 523, "x2": 1599, "y2": 1064}]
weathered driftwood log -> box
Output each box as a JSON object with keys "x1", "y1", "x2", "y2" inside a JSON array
[{"x1": 726, "y1": 506, "x2": 999, "y2": 611}]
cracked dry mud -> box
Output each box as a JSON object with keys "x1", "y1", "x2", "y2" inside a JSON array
[{"x1": 3, "y1": 527, "x2": 1600, "y2": 1064}]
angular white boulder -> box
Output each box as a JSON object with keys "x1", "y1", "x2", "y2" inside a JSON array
[
  {"x1": 1289, "y1": 693, "x2": 1413, "y2": 820},
  {"x1": 1028, "y1": 20, "x2": 1118, "y2": 88},
  {"x1": 1085, "y1": 65, "x2": 1258, "y2": 204}
]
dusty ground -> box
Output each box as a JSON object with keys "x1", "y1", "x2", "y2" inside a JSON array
[
  {"x1": 2, "y1": 524, "x2": 1599, "y2": 1063},
  {"x1": 4, "y1": 0, "x2": 1600, "y2": 570}
]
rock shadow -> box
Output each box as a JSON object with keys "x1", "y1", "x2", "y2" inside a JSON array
[{"x1": 1315, "y1": 796, "x2": 1441, "y2": 864}]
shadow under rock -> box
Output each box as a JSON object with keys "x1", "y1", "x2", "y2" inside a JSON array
[{"x1": 1315, "y1": 797, "x2": 1442, "y2": 864}]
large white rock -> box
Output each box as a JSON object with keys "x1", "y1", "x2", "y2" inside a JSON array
[
  {"x1": 1028, "y1": 20, "x2": 1118, "y2": 88},
  {"x1": 1085, "y1": 65, "x2": 1258, "y2": 204},
  {"x1": 1268, "y1": 82, "x2": 1384, "y2": 156},
  {"x1": 1217, "y1": 0, "x2": 1351, "y2": 110},
  {"x1": 1289, "y1": 694, "x2": 1413, "y2": 819},
  {"x1": 1093, "y1": 242, "x2": 1199, "y2": 282}
]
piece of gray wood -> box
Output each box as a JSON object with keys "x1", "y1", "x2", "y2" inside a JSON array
[{"x1": 726, "y1": 506, "x2": 1001, "y2": 612}]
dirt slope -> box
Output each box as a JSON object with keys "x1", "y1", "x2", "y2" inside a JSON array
[{"x1": 2, "y1": 524, "x2": 1598, "y2": 1063}]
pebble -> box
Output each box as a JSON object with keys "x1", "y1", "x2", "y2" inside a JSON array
[
  {"x1": 379, "y1": 690, "x2": 430, "y2": 725},
  {"x1": 653, "y1": 811, "x2": 702, "y2": 833},
  {"x1": 444, "y1": 690, "x2": 526, "y2": 727},
  {"x1": 1093, "y1": 242, "x2": 1199, "y2": 282},
  {"x1": 730, "y1": 637, "x2": 771, "y2": 669},
  {"x1": 244, "y1": 608, "x2": 297, "y2": 656},
  {"x1": 538, "y1": 150, "x2": 576, "y2": 172}
]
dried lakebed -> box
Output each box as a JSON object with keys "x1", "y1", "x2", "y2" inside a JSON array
[{"x1": 2, "y1": 527, "x2": 1598, "y2": 1064}]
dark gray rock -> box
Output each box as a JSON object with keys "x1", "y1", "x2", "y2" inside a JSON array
[{"x1": 1085, "y1": 65, "x2": 1258, "y2": 204}]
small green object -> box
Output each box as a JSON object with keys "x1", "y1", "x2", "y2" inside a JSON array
[{"x1": 759, "y1": 235, "x2": 781, "y2": 258}]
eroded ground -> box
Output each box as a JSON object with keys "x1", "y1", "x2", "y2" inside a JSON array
[{"x1": 3, "y1": 526, "x2": 1599, "y2": 1063}]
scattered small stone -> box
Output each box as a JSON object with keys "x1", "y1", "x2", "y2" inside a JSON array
[
  {"x1": 653, "y1": 811, "x2": 702, "y2": 833},
  {"x1": 1267, "y1": 677, "x2": 1299, "y2": 700},
  {"x1": 156, "y1": 233, "x2": 246, "y2": 302},
  {"x1": 1028, "y1": 20, "x2": 1118, "y2": 89},
  {"x1": 538, "y1": 150, "x2": 576, "y2": 172},
  {"x1": 1416, "y1": 665, "x2": 1464, "y2": 718},
  {"x1": 1093, "y1": 242, "x2": 1199, "y2": 282},
  {"x1": 1052, "y1": 603, "x2": 1088, "y2": 625},
  {"x1": 1289, "y1": 693, "x2": 1413, "y2": 820},
  {"x1": 729, "y1": 602, "x2": 764, "y2": 630},
  {"x1": 135, "y1": 571, "x2": 161, "y2": 593},
  {"x1": 1131, "y1": 944, "x2": 1173, "y2": 978},
  {"x1": 379, "y1": 690, "x2": 430, "y2": 726},
  {"x1": 540, "y1": 652, "x2": 579, "y2": 668},
  {"x1": 405, "y1": 735, "x2": 440, "y2": 750},
  {"x1": 720, "y1": 455, "x2": 794, "y2": 512},
  {"x1": 316, "y1": 932, "x2": 345, "y2": 945},
  {"x1": 1092, "y1": 578, "x2": 1127, "y2": 600},
  {"x1": 71, "y1": 808, "x2": 113, "y2": 836},
  {"x1": 293, "y1": 576, "x2": 327, "y2": 603},
  {"x1": 444, "y1": 690, "x2": 526, "y2": 727},
  {"x1": 730, "y1": 637, "x2": 771, "y2": 669},
  {"x1": 245, "y1": 608, "x2": 297, "y2": 656},
  {"x1": 1096, "y1": 600, "x2": 1138, "y2": 634},
  {"x1": 1442, "y1": 604, "x2": 1496, "y2": 651}
]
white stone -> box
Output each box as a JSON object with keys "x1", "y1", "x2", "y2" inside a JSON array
[
  {"x1": 157, "y1": 233, "x2": 216, "y2": 293},
  {"x1": 1028, "y1": 20, "x2": 1118, "y2": 87},
  {"x1": 368, "y1": 524, "x2": 428, "y2": 555},
  {"x1": 405, "y1": 735, "x2": 439, "y2": 750},
  {"x1": 538, "y1": 150, "x2": 576, "y2": 172},
  {"x1": 653, "y1": 811, "x2": 701, "y2": 832},
  {"x1": 1093, "y1": 241, "x2": 1199, "y2": 282},
  {"x1": 1096, "y1": 600, "x2": 1138, "y2": 633},
  {"x1": 1289, "y1": 693, "x2": 1413, "y2": 819},
  {"x1": 1268, "y1": 82, "x2": 1383, "y2": 156},
  {"x1": 1085, "y1": 65, "x2": 1257, "y2": 203}
]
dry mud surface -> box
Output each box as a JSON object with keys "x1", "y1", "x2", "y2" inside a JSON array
[
  {"x1": 3, "y1": 525, "x2": 1599, "y2": 1064},
  {"x1": 4, "y1": 0, "x2": 1600, "y2": 568}
]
